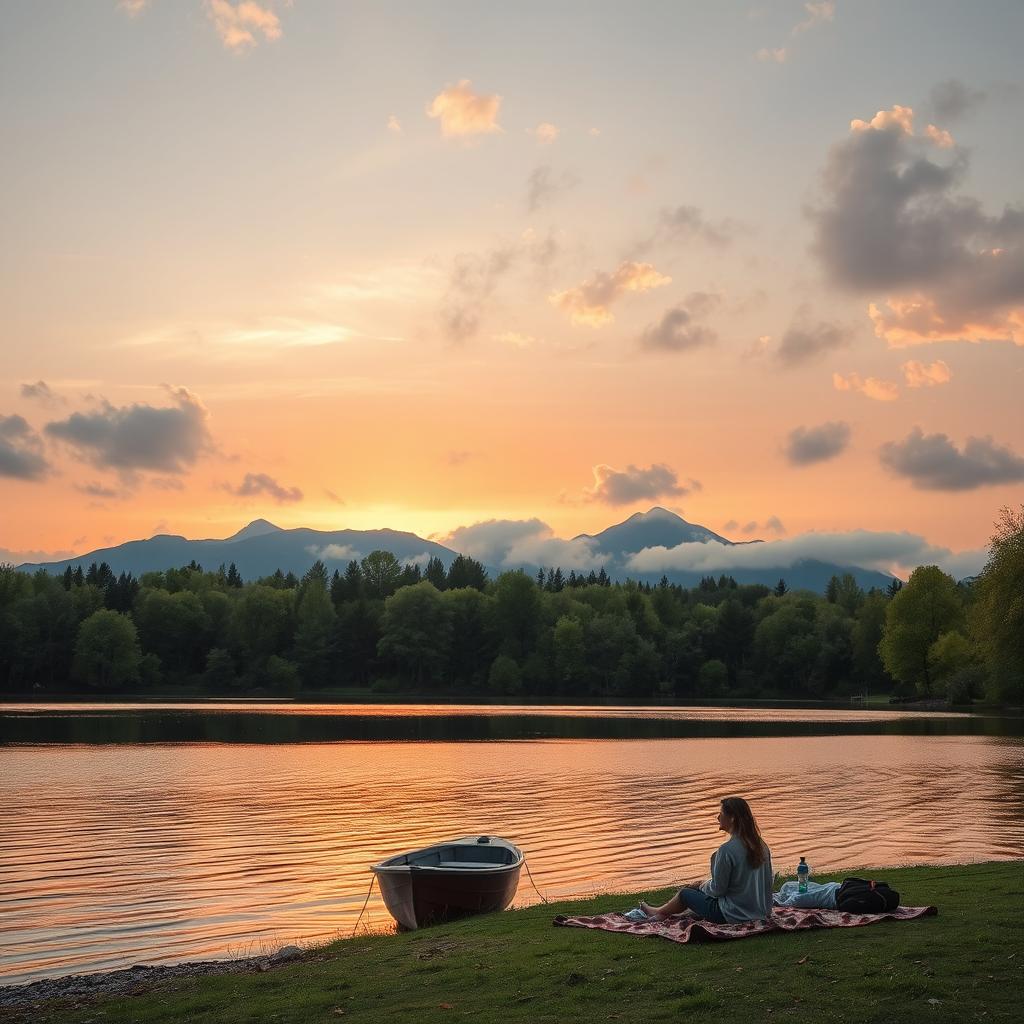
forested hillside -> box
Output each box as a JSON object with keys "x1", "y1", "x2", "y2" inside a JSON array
[{"x1": 1, "y1": 508, "x2": 1020, "y2": 703}]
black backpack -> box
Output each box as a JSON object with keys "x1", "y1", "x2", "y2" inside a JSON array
[{"x1": 835, "y1": 877, "x2": 900, "y2": 914}]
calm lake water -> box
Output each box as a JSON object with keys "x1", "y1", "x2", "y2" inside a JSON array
[{"x1": 2, "y1": 702, "x2": 1023, "y2": 985}]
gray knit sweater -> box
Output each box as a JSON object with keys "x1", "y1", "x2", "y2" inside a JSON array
[{"x1": 699, "y1": 835, "x2": 774, "y2": 922}]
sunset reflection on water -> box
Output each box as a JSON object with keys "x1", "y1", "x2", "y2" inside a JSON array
[{"x1": 2, "y1": 726, "x2": 1022, "y2": 984}]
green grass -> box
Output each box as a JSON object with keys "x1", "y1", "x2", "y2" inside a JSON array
[{"x1": 13, "y1": 862, "x2": 1023, "y2": 1024}]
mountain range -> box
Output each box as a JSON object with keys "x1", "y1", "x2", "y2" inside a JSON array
[{"x1": 16, "y1": 508, "x2": 897, "y2": 593}]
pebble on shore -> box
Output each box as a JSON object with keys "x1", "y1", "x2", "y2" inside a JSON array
[{"x1": 0, "y1": 946, "x2": 306, "y2": 1011}]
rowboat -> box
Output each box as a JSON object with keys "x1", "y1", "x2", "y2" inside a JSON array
[{"x1": 371, "y1": 835, "x2": 524, "y2": 930}]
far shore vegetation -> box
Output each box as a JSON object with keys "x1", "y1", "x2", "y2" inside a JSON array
[
  {"x1": 7, "y1": 862, "x2": 1021, "y2": 1024},
  {"x1": 1, "y1": 507, "x2": 1021, "y2": 706}
]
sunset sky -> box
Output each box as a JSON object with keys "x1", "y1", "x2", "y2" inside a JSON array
[{"x1": 2, "y1": 1, "x2": 1023, "y2": 578}]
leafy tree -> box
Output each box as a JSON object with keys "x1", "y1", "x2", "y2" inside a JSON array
[
  {"x1": 230, "y1": 585, "x2": 295, "y2": 667},
  {"x1": 584, "y1": 612, "x2": 638, "y2": 695},
  {"x1": 200, "y1": 590, "x2": 232, "y2": 649},
  {"x1": 753, "y1": 597, "x2": 818, "y2": 694},
  {"x1": 620, "y1": 636, "x2": 662, "y2": 696},
  {"x1": 552, "y1": 615, "x2": 586, "y2": 692},
  {"x1": 293, "y1": 570, "x2": 337, "y2": 688},
  {"x1": 442, "y1": 587, "x2": 494, "y2": 687},
  {"x1": 335, "y1": 599, "x2": 382, "y2": 685},
  {"x1": 972, "y1": 505, "x2": 1024, "y2": 703},
  {"x1": 715, "y1": 598, "x2": 755, "y2": 680},
  {"x1": 774, "y1": 578, "x2": 788, "y2": 597},
  {"x1": 73, "y1": 610, "x2": 141, "y2": 689},
  {"x1": 811, "y1": 603, "x2": 855, "y2": 694},
  {"x1": 204, "y1": 647, "x2": 237, "y2": 690},
  {"x1": 361, "y1": 550, "x2": 402, "y2": 599},
  {"x1": 851, "y1": 590, "x2": 890, "y2": 691},
  {"x1": 927, "y1": 631, "x2": 978, "y2": 699},
  {"x1": 377, "y1": 582, "x2": 451, "y2": 686},
  {"x1": 698, "y1": 658, "x2": 729, "y2": 695},
  {"x1": 260, "y1": 654, "x2": 300, "y2": 695},
  {"x1": 879, "y1": 566, "x2": 964, "y2": 696},
  {"x1": 226, "y1": 563, "x2": 243, "y2": 588},
  {"x1": 133, "y1": 589, "x2": 211, "y2": 675},
  {"x1": 493, "y1": 571, "x2": 541, "y2": 660},
  {"x1": 487, "y1": 654, "x2": 522, "y2": 694}
]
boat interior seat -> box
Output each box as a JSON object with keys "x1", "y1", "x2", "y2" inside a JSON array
[{"x1": 435, "y1": 860, "x2": 503, "y2": 868}]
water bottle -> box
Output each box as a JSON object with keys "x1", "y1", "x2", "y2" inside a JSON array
[{"x1": 797, "y1": 856, "x2": 810, "y2": 894}]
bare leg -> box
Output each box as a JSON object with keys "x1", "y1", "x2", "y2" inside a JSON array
[{"x1": 639, "y1": 893, "x2": 685, "y2": 920}]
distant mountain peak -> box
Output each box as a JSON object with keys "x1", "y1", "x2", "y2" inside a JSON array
[
  {"x1": 225, "y1": 519, "x2": 283, "y2": 543},
  {"x1": 574, "y1": 507, "x2": 731, "y2": 551},
  {"x1": 630, "y1": 506, "x2": 684, "y2": 522}
]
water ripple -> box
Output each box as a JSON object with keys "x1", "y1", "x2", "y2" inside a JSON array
[{"x1": 1, "y1": 733, "x2": 1022, "y2": 984}]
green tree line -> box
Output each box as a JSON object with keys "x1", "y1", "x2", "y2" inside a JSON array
[{"x1": 1, "y1": 507, "x2": 1020, "y2": 703}]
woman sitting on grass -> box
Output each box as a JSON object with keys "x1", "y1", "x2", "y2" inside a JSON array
[{"x1": 640, "y1": 796, "x2": 774, "y2": 924}]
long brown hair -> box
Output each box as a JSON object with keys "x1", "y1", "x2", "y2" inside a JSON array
[{"x1": 721, "y1": 796, "x2": 768, "y2": 868}]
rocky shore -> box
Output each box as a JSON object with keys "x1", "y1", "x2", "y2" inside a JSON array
[{"x1": 0, "y1": 945, "x2": 303, "y2": 1011}]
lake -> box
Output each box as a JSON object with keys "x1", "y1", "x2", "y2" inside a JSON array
[{"x1": 2, "y1": 702, "x2": 1023, "y2": 985}]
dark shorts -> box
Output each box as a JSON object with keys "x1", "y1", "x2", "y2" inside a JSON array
[{"x1": 678, "y1": 886, "x2": 728, "y2": 924}]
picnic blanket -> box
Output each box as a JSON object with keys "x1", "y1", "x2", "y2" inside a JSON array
[{"x1": 553, "y1": 904, "x2": 937, "y2": 944}]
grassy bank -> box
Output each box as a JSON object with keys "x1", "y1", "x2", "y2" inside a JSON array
[{"x1": 13, "y1": 862, "x2": 1022, "y2": 1024}]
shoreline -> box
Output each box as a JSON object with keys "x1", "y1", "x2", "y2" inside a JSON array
[
  {"x1": 4, "y1": 861, "x2": 1021, "y2": 1017},
  {"x1": 0, "y1": 950, "x2": 303, "y2": 1010}
]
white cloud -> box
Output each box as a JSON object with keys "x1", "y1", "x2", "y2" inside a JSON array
[
  {"x1": 793, "y1": 1, "x2": 835, "y2": 34},
  {"x1": 902, "y1": 359, "x2": 952, "y2": 388},
  {"x1": 440, "y1": 518, "x2": 598, "y2": 569},
  {"x1": 427, "y1": 80, "x2": 502, "y2": 137},
  {"x1": 813, "y1": 103, "x2": 1024, "y2": 347},
  {"x1": 492, "y1": 331, "x2": 537, "y2": 348},
  {"x1": 550, "y1": 261, "x2": 671, "y2": 327},
  {"x1": 204, "y1": 1, "x2": 283, "y2": 52},
  {"x1": 850, "y1": 104, "x2": 914, "y2": 135},
  {"x1": 756, "y1": 47, "x2": 788, "y2": 63},
  {"x1": 832, "y1": 372, "x2": 900, "y2": 401},
  {"x1": 625, "y1": 529, "x2": 982, "y2": 580},
  {"x1": 925, "y1": 123, "x2": 955, "y2": 148},
  {"x1": 307, "y1": 543, "x2": 361, "y2": 562},
  {"x1": 533, "y1": 122, "x2": 559, "y2": 144},
  {"x1": 387, "y1": 114, "x2": 402, "y2": 133}
]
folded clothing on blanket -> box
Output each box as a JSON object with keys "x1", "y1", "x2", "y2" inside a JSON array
[
  {"x1": 553, "y1": 904, "x2": 937, "y2": 944},
  {"x1": 774, "y1": 879, "x2": 841, "y2": 909}
]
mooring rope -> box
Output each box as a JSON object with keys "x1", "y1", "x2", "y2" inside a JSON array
[
  {"x1": 523, "y1": 856, "x2": 550, "y2": 904},
  {"x1": 350, "y1": 874, "x2": 377, "y2": 937}
]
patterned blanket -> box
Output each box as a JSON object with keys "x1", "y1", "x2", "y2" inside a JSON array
[{"x1": 553, "y1": 905, "x2": 937, "y2": 943}]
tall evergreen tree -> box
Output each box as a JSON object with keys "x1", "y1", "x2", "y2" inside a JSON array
[
  {"x1": 446, "y1": 554, "x2": 488, "y2": 591},
  {"x1": 424, "y1": 556, "x2": 447, "y2": 590},
  {"x1": 343, "y1": 560, "x2": 364, "y2": 600}
]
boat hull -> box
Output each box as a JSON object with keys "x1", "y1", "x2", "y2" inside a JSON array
[{"x1": 372, "y1": 836, "x2": 524, "y2": 930}]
